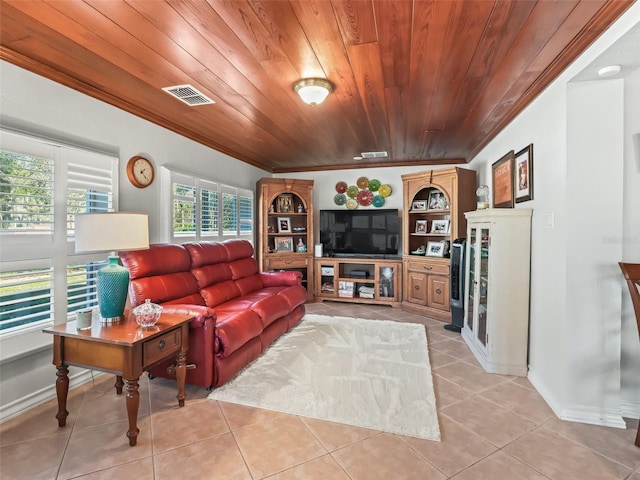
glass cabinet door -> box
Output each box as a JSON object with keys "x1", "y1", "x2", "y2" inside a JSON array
[
  {"x1": 476, "y1": 228, "x2": 490, "y2": 350},
  {"x1": 378, "y1": 266, "x2": 394, "y2": 298},
  {"x1": 465, "y1": 227, "x2": 478, "y2": 331}
]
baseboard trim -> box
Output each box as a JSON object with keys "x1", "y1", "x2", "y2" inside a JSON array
[
  {"x1": 620, "y1": 400, "x2": 640, "y2": 419},
  {"x1": 527, "y1": 366, "x2": 626, "y2": 429},
  {"x1": 0, "y1": 369, "x2": 101, "y2": 423}
]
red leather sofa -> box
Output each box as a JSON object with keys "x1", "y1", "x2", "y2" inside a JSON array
[{"x1": 119, "y1": 239, "x2": 306, "y2": 389}]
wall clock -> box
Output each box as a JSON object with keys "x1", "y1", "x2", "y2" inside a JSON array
[{"x1": 126, "y1": 155, "x2": 154, "y2": 188}]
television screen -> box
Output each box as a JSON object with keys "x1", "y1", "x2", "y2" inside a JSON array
[{"x1": 319, "y1": 209, "x2": 400, "y2": 257}]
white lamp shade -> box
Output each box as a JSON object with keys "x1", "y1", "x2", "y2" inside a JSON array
[{"x1": 75, "y1": 212, "x2": 149, "y2": 253}]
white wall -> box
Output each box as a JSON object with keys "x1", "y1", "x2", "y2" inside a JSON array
[
  {"x1": 620, "y1": 67, "x2": 640, "y2": 411},
  {"x1": 0, "y1": 61, "x2": 270, "y2": 420},
  {"x1": 467, "y1": 5, "x2": 640, "y2": 425}
]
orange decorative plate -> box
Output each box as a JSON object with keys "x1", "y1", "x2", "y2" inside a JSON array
[{"x1": 356, "y1": 176, "x2": 369, "y2": 189}]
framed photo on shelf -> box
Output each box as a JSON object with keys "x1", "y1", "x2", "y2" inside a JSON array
[
  {"x1": 415, "y1": 219, "x2": 427, "y2": 233},
  {"x1": 427, "y1": 190, "x2": 447, "y2": 210},
  {"x1": 276, "y1": 194, "x2": 293, "y2": 213},
  {"x1": 412, "y1": 200, "x2": 427, "y2": 211},
  {"x1": 514, "y1": 144, "x2": 534, "y2": 203},
  {"x1": 277, "y1": 217, "x2": 291, "y2": 233},
  {"x1": 431, "y1": 219, "x2": 450, "y2": 234},
  {"x1": 426, "y1": 241, "x2": 445, "y2": 257},
  {"x1": 492, "y1": 150, "x2": 515, "y2": 208},
  {"x1": 274, "y1": 236, "x2": 294, "y2": 252}
]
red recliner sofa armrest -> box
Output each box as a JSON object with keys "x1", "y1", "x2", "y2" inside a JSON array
[
  {"x1": 160, "y1": 304, "x2": 216, "y2": 327},
  {"x1": 258, "y1": 271, "x2": 302, "y2": 287}
]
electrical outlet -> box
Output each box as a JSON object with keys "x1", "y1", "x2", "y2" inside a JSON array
[{"x1": 545, "y1": 212, "x2": 555, "y2": 229}]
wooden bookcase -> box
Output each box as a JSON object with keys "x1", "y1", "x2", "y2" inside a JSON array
[
  {"x1": 256, "y1": 178, "x2": 314, "y2": 299},
  {"x1": 401, "y1": 167, "x2": 476, "y2": 321}
]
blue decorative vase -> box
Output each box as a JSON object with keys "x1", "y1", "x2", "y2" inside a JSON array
[{"x1": 97, "y1": 256, "x2": 129, "y2": 322}]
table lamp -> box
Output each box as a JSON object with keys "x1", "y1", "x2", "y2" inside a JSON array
[{"x1": 75, "y1": 212, "x2": 149, "y2": 323}]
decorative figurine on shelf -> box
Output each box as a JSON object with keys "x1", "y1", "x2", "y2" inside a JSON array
[
  {"x1": 269, "y1": 203, "x2": 275, "y2": 214},
  {"x1": 296, "y1": 238, "x2": 307, "y2": 253},
  {"x1": 297, "y1": 203, "x2": 305, "y2": 213},
  {"x1": 476, "y1": 185, "x2": 489, "y2": 210}
]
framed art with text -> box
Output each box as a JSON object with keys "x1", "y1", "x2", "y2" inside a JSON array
[{"x1": 492, "y1": 150, "x2": 515, "y2": 208}]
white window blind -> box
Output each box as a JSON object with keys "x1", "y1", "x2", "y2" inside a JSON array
[
  {"x1": 0, "y1": 129, "x2": 117, "y2": 337},
  {"x1": 166, "y1": 168, "x2": 253, "y2": 244}
]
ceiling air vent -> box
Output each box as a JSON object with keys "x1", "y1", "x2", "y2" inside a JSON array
[
  {"x1": 162, "y1": 84, "x2": 215, "y2": 106},
  {"x1": 361, "y1": 151, "x2": 388, "y2": 159}
]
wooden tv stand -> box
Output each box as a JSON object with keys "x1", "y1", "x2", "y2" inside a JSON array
[{"x1": 313, "y1": 257, "x2": 402, "y2": 307}]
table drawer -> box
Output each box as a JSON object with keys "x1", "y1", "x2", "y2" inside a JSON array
[
  {"x1": 143, "y1": 329, "x2": 181, "y2": 367},
  {"x1": 407, "y1": 261, "x2": 449, "y2": 275},
  {"x1": 267, "y1": 257, "x2": 309, "y2": 269}
]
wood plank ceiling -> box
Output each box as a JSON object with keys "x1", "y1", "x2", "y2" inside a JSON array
[{"x1": 0, "y1": 0, "x2": 632, "y2": 173}]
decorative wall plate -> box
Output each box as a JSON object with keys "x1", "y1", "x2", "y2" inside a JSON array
[
  {"x1": 357, "y1": 189, "x2": 374, "y2": 206},
  {"x1": 356, "y1": 176, "x2": 369, "y2": 189},
  {"x1": 368, "y1": 179, "x2": 381, "y2": 191},
  {"x1": 346, "y1": 185, "x2": 359, "y2": 198},
  {"x1": 334, "y1": 193, "x2": 346, "y2": 205},
  {"x1": 372, "y1": 195, "x2": 385, "y2": 207},
  {"x1": 379, "y1": 184, "x2": 392, "y2": 197},
  {"x1": 335, "y1": 181, "x2": 347, "y2": 193},
  {"x1": 346, "y1": 198, "x2": 358, "y2": 210}
]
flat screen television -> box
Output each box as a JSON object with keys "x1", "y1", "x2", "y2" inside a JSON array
[{"x1": 319, "y1": 209, "x2": 400, "y2": 258}]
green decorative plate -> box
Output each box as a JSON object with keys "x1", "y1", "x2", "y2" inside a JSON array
[
  {"x1": 372, "y1": 195, "x2": 385, "y2": 207},
  {"x1": 346, "y1": 185, "x2": 359, "y2": 198},
  {"x1": 334, "y1": 193, "x2": 346, "y2": 205},
  {"x1": 379, "y1": 184, "x2": 392, "y2": 197},
  {"x1": 368, "y1": 179, "x2": 381, "y2": 191}
]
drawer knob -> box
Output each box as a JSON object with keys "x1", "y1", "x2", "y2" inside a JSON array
[
  {"x1": 158, "y1": 340, "x2": 165, "y2": 350},
  {"x1": 414, "y1": 285, "x2": 420, "y2": 291},
  {"x1": 425, "y1": 266, "x2": 432, "y2": 270},
  {"x1": 435, "y1": 288, "x2": 442, "y2": 295}
]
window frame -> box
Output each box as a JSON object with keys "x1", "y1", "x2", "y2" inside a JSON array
[
  {"x1": 163, "y1": 167, "x2": 253, "y2": 245},
  {"x1": 0, "y1": 129, "x2": 118, "y2": 360}
]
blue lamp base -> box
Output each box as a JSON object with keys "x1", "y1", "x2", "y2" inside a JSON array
[{"x1": 97, "y1": 255, "x2": 129, "y2": 323}]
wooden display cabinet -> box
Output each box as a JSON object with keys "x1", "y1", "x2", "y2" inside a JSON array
[
  {"x1": 401, "y1": 167, "x2": 476, "y2": 321},
  {"x1": 256, "y1": 178, "x2": 314, "y2": 299},
  {"x1": 314, "y1": 257, "x2": 401, "y2": 307}
]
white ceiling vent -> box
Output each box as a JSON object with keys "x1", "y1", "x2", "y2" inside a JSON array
[
  {"x1": 162, "y1": 84, "x2": 215, "y2": 106},
  {"x1": 361, "y1": 151, "x2": 388, "y2": 159}
]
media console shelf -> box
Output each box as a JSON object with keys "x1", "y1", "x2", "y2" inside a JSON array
[{"x1": 313, "y1": 257, "x2": 401, "y2": 307}]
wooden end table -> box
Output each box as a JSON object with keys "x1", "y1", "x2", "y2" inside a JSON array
[{"x1": 43, "y1": 311, "x2": 193, "y2": 446}]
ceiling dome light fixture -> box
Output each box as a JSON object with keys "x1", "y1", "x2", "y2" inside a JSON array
[
  {"x1": 598, "y1": 65, "x2": 622, "y2": 78},
  {"x1": 294, "y1": 78, "x2": 334, "y2": 106}
]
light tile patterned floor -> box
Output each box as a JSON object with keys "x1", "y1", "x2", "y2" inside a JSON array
[{"x1": 1, "y1": 302, "x2": 639, "y2": 479}]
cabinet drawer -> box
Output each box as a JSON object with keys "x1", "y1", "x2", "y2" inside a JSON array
[
  {"x1": 267, "y1": 257, "x2": 309, "y2": 269},
  {"x1": 143, "y1": 329, "x2": 181, "y2": 367},
  {"x1": 407, "y1": 261, "x2": 449, "y2": 275}
]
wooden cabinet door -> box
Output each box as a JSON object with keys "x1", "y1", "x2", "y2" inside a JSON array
[
  {"x1": 427, "y1": 274, "x2": 450, "y2": 311},
  {"x1": 407, "y1": 271, "x2": 428, "y2": 305}
]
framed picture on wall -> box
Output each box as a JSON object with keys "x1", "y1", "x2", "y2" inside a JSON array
[
  {"x1": 514, "y1": 144, "x2": 534, "y2": 203},
  {"x1": 492, "y1": 150, "x2": 515, "y2": 208}
]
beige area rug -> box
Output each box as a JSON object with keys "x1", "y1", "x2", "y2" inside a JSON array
[{"x1": 208, "y1": 314, "x2": 440, "y2": 441}]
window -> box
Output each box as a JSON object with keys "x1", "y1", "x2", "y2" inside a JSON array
[
  {"x1": 166, "y1": 168, "x2": 253, "y2": 243},
  {"x1": 0, "y1": 129, "x2": 117, "y2": 340}
]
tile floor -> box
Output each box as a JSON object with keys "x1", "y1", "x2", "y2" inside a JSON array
[{"x1": 1, "y1": 301, "x2": 639, "y2": 479}]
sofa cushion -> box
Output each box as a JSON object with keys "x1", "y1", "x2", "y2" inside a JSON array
[
  {"x1": 215, "y1": 310, "x2": 263, "y2": 358},
  {"x1": 250, "y1": 294, "x2": 291, "y2": 328},
  {"x1": 121, "y1": 244, "x2": 192, "y2": 280},
  {"x1": 229, "y1": 257, "x2": 260, "y2": 280},
  {"x1": 184, "y1": 241, "x2": 228, "y2": 268},
  {"x1": 235, "y1": 274, "x2": 264, "y2": 296},
  {"x1": 200, "y1": 280, "x2": 242, "y2": 307},
  {"x1": 191, "y1": 263, "x2": 233, "y2": 289},
  {"x1": 278, "y1": 285, "x2": 307, "y2": 311},
  {"x1": 222, "y1": 239, "x2": 255, "y2": 261}
]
